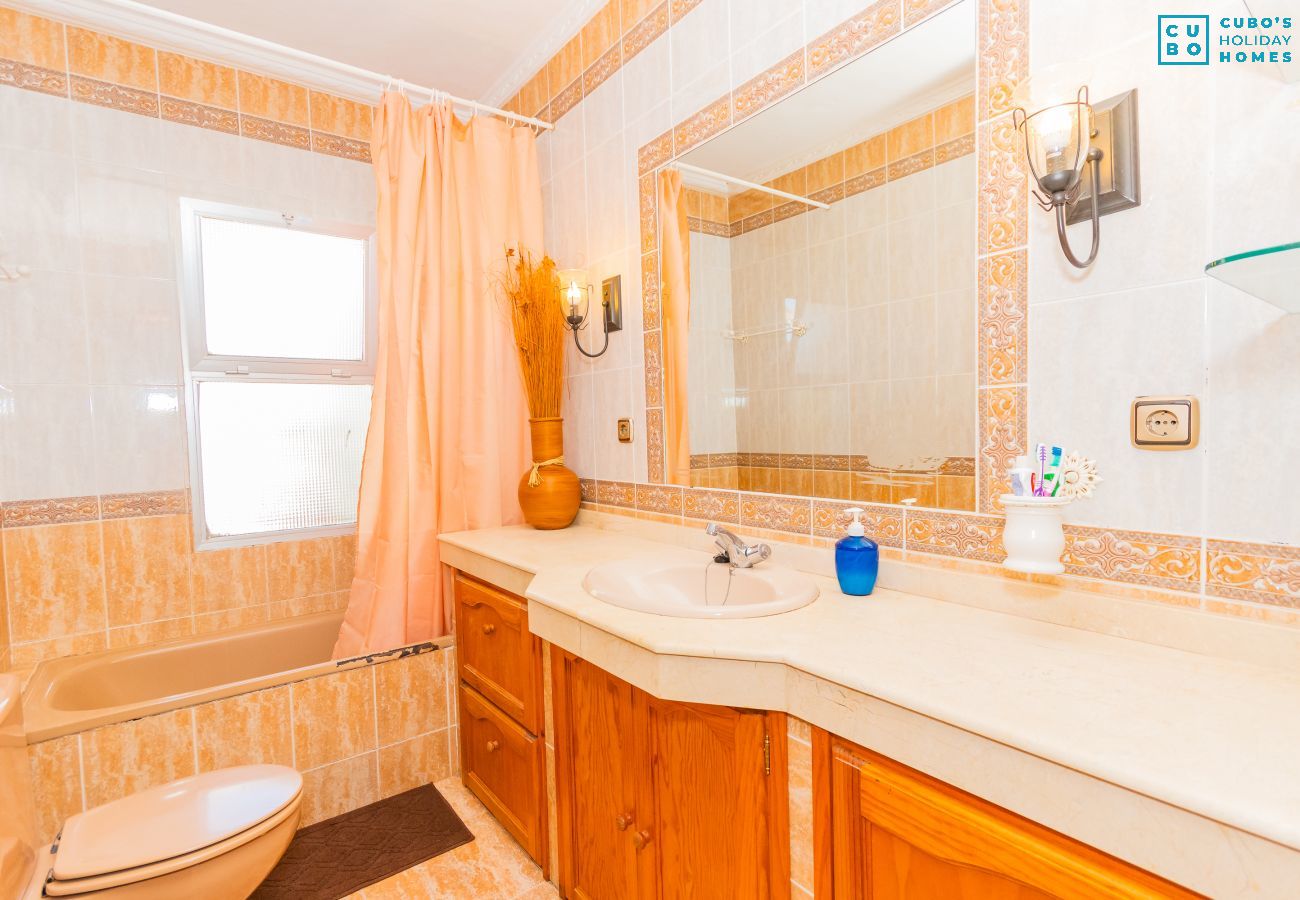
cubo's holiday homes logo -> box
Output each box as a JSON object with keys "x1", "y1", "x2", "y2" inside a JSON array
[{"x1": 1159, "y1": 13, "x2": 1293, "y2": 66}]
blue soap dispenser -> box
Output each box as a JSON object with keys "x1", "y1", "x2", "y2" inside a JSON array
[{"x1": 835, "y1": 507, "x2": 879, "y2": 596}]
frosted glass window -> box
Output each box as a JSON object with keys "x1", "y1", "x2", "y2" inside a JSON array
[
  {"x1": 197, "y1": 382, "x2": 371, "y2": 537},
  {"x1": 199, "y1": 216, "x2": 366, "y2": 360}
]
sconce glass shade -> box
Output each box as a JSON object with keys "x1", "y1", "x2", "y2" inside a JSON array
[
  {"x1": 556, "y1": 268, "x2": 590, "y2": 323},
  {"x1": 1013, "y1": 86, "x2": 1093, "y2": 199}
]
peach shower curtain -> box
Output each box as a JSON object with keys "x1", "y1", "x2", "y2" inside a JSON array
[
  {"x1": 658, "y1": 170, "x2": 691, "y2": 485},
  {"x1": 333, "y1": 93, "x2": 542, "y2": 658}
]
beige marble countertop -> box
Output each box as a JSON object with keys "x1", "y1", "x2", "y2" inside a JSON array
[{"x1": 441, "y1": 521, "x2": 1300, "y2": 893}]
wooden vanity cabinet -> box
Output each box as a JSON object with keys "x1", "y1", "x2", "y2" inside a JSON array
[
  {"x1": 826, "y1": 737, "x2": 1202, "y2": 899},
  {"x1": 454, "y1": 572, "x2": 547, "y2": 870},
  {"x1": 551, "y1": 650, "x2": 790, "y2": 900}
]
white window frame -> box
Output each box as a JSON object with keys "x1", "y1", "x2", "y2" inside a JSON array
[{"x1": 177, "y1": 198, "x2": 377, "y2": 550}]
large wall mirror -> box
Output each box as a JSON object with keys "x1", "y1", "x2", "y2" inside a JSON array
[{"x1": 674, "y1": 1, "x2": 977, "y2": 511}]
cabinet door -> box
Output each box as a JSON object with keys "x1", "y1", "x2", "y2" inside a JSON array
[
  {"x1": 829, "y1": 739, "x2": 1203, "y2": 900},
  {"x1": 643, "y1": 697, "x2": 785, "y2": 900},
  {"x1": 552, "y1": 652, "x2": 643, "y2": 900},
  {"x1": 455, "y1": 573, "x2": 541, "y2": 733},
  {"x1": 459, "y1": 683, "x2": 546, "y2": 862}
]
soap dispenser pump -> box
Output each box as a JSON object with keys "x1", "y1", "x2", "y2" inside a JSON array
[{"x1": 835, "y1": 507, "x2": 879, "y2": 596}]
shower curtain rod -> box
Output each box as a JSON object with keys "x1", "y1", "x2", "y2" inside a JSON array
[
  {"x1": 670, "y1": 162, "x2": 831, "y2": 210},
  {"x1": 68, "y1": 0, "x2": 555, "y2": 130}
]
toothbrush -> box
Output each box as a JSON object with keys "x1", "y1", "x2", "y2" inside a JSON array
[
  {"x1": 1036, "y1": 445, "x2": 1049, "y2": 496},
  {"x1": 1042, "y1": 446, "x2": 1064, "y2": 497}
]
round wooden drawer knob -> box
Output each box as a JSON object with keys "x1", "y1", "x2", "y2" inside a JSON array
[
  {"x1": 615, "y1": 814, "x2": 632, "y2": 831},
  {"x1": 482, "y1": 624, "x2": 497, "y2": 635},
  {"x1": 632, "y1": 830, "x2": 652, "y2": 851},
  {"x1": 485, "y1": 739, "x2": 500, "y2": 753}
]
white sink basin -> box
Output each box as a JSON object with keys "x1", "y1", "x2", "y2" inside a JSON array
[{"x1": 582, "y1": 557, "x2": 818, "y2": 619}]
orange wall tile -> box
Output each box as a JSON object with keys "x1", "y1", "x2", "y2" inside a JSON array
[
  {"x1": 267, "y1": 537, "x2": 335, "y2": 601},
  {"x1": 66, "y1": 26, "x2": 157, "y2": 91},
  {"x1": 291, "y1": 667, "x2": 376, "y2": 770},
  {"x1": 518, "y1": 68, "x2": 550, "y2": 117},
  {"x1": 0, "y1": 8, "x2": 65, "y2": 70},
  {"x1": 581, "y1": 1, "x2": 622, "y2": 69},
  {"x1": 102, "y1": 515, "x2": 192, "y2": 628},
  {"x1": 547, "y1": 33, "x2": 584, "y2": 94},
  {"x1": 300, "y1": 753, "x2": 378, "y2": 826},
  {"x1": 805, "y1": 153, "x2": 845, "y2": 193},
  {"x1": 4, "y1": 522, "x2": 105, "y2": 645},
  {"x1": 375, "y1": 650, "x2": 450, "y2": 746},
  {"x1": 236, "y1": 70, "x2": 310, "y2": 126},
  {"x1": 191, "y1": 544, "x2": 268, "y2": 614},
  {"x1": 310, "y1": 90, "x2": 373, "y2": 141},
  {"x1": 195, "y1": 687, "x2": 294, "y2": 769},
  {"x1": 28, "y1": 735, "x2": 80, "y2": 845},
  {"x1": 157, "y1": 51, "x2": 237, "y2": 109},
  {"x1": 621, "y1": 0, "x2": 659, "y2": 29},
  {"x1": 886, "y1": 111, "x2": 934, "y2": 161},
  {"x1": 81, "y1": 708, "x2": 196, "y2": 807},
  {"x1": 378, "y1": 731, "x2": 452, "y2": 798},
  {"x1": 934, "y1": 94, "x2": 975, "y2": 143},
  {"x1": 844, "y1": 134, "x2": 887, "y2": 177}
]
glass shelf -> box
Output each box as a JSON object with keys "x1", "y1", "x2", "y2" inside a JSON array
[{"x1": 1205, "y1": 241, "x2": 1300, "y2": 314}]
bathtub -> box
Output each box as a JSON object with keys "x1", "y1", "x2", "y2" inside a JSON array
[{"x1": 21, "y1": 611, "x2": 450, "y2": 743}]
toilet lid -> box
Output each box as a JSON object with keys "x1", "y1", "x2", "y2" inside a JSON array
[{"x1": 53, "y1": 764, "x2": 303, "y2": 881}]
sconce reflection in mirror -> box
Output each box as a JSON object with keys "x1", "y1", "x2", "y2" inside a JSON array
[
  {"x1": 559, "y1": 268, "x2": 622, "y2": 358},
  {"x1": 1013, "y1": 86, "x2": 1141, "y2": 268}
]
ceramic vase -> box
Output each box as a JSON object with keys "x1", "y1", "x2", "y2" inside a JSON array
[
  {"x1": 999, "y1": 494, "x2": 1071, "y2": 575},
  {"x1": 518, "y1": 417, "x2": 581, "y2": 529}
]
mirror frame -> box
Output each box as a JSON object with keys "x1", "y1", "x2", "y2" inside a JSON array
[{"x1": 629, "y1": 0, "x2": 1027, "y2": 548}]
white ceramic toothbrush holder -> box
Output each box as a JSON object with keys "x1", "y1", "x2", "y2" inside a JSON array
[{"x1": 999, "y1": 494, "x2": 1072, "y2": 575}]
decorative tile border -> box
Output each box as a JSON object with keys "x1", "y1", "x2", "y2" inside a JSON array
[
  {"x1": 1206, "y1": 540, "x2": 1300, "y2": 608},
  {"x1": 1, "y1": 490, "x2": 186, "y2": 528},
  {"x1": 0, "y1": 58, "x2": 67, "y2": 95},
  {"x1": 1063, "y1": 526, "x2": 1201, "y2": 593},
  {"x1": 807, "y1": 0, "x2": 902, "y2": 80},
  {"x1": 0, "y1": 8, "x2": 374, "y2": 166}
]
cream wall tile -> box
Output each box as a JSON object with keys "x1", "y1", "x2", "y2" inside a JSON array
[
  {"x1": 621, "y1": 39, "x2": 670, "y2": 120},
  {"x1": 1204, "y1": 281, "x2": 1300, "y2": 545},
  {"x1": 83, "y1": 275, "x2": 182, "y2": 385},
  {"x1": 0, "y1": 85, "x2": 74, "y2": 154},
  {"x1": 889, "y1": 295, "x2": 937, "y2": 380},
  {"x1": 90, "y1": 385, "x2": 186, "y2": 494},
  {"x1": 886, "y1": 214, "x2": 937, "y2": 301},
  {"x1": 584, "y1": 135, "x2": 630, "y2": 264},
  {"x1": 1, "y1": 385, "x2": 97, "y2": 501},
  {"x1": 669, "y1": 0, "x2": 730, "y2": 120},
  {"x1": 935, "y1": 287, "x2": 976, "y2": 376},
  {"x1": 0, "y1": 148, "x2": 80, "y2": 273},
  {"x1": 594, "y1": 367, "x2": 636, "y2": 481},
  {"x1": 310, "y1": 153, "x2": 376, "y2": 226},
  {"x1": 1029, "y1": 282, "x2": 1206, "y2": 534},
  {"x1": 75, "y1": 161, "x2": 171, "y2": 278},
  {"x1": 563, "y1": 372, "x2": 596, "y2": 476},
  {"x1": 159, "y1": 119, "x2": 243, "y2": 184},
  {"x1": 0, "y1": 270, "x2": 89, "y2": 386},
  {"x1": 730, "y1": 9, "x2": 805, "y2": 90},
  {"x1": 70, "y1": 100, "x2": 163, "y2": 171}
]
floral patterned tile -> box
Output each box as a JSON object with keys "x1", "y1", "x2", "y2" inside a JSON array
[
  {"x1": 807, "y1": 0, "x2": 902, "y2": 80},
  {"x1": 1064, "y1": 527, "x2": 1201, "y2": 593},
  {"x1": 1206, "y1": 540, "x2": 1300, "y2": 608},
  {"x1": 977, "y1": 248, "x2": 1027, "y2": 387},
  {"x1": 740, "y1": 494, "x2": 812, "y2": 535},
  {"x1": 732, "y1": 48, "x2": 805, "y2": 123},
  {"x1": 812, "y1": 500, "x2": 903, "y2": 547},
  {"x1": 682, "y1": 488, "x2": 741, "y2": 524},
  {"x1": 906, "y1": 509, "x2": 1004, "y2": 562}
]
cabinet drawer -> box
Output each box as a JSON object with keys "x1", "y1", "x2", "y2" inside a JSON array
[
  {"x1": 460, "y1": 683, "x2": 546, "y2": 864},
  {"x1": 455, "y1": 573, "x2": 540, "y2": 733}
]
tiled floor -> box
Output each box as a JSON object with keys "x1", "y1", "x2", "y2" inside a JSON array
[{"x1": 350, "y1": 778, "x2": 558, "y2": 899}]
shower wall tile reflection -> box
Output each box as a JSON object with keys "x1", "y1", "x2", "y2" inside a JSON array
[{"x1": 686, "y1": 96, "x2": 977, "y2": 509}]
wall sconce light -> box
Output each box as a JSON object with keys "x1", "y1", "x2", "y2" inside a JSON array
[
  {"x1": 558, "y1": 268, "x2": 621, "y2": 358},
  {"x1": 1013, "y1": 85, "x2": 1141, "y2": 269}
]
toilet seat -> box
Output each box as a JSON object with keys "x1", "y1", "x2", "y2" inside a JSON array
[{"x1": 43, "y1": 765, "x2": 302, "y2": 897}]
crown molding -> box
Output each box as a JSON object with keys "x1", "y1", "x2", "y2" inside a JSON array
[
  {"x1": 10, "y1": 0, "x2": 399, "y2": 103},
  {"x1": 481, "y1": 0, "x2": 607, "y2": 107}
]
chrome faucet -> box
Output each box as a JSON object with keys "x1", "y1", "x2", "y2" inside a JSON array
[{"x1": 706, "y1": 523, "x2": 772, "y2": 569}]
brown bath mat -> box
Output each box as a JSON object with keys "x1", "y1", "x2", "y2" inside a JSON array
[{"x1": 251, "y1": 784, "x2": 474, "y2": 900}]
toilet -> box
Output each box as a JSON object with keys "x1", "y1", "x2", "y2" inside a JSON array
[{"x1": 1, "y1": 676, "x2": 301, "y2": 900}]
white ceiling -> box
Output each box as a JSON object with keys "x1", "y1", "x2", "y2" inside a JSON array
[
  {"x1": 680, "y1": 0, "x2": 976, "y2": 191},
  {"x1": 133, "y1": 0, "x2": 597, "y2": 99}
]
